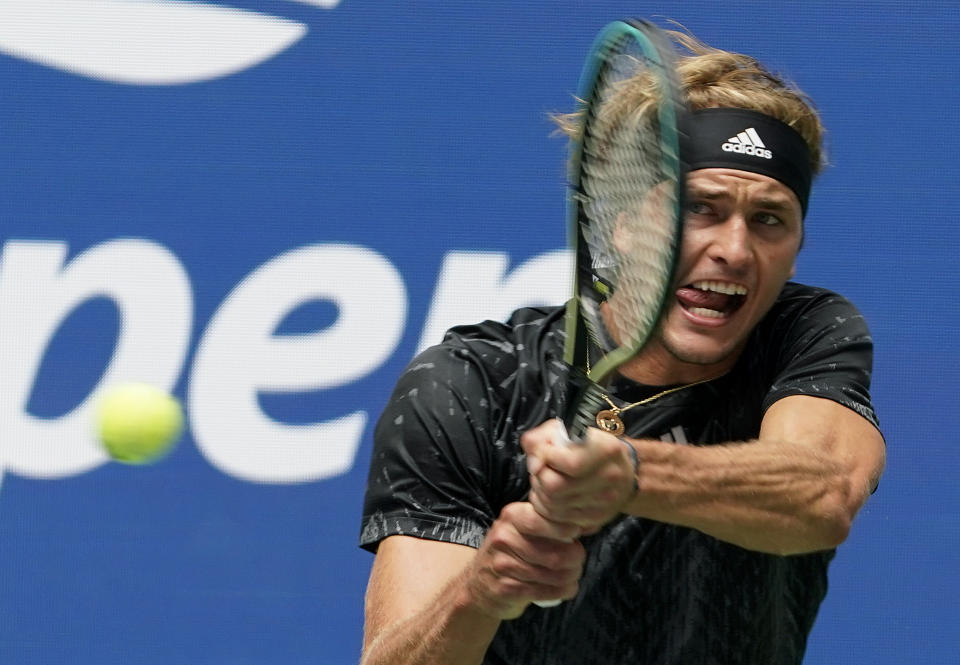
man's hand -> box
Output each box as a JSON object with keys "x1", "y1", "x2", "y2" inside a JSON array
[
  {"x1": 464, "y1": 501, "x2": 586, "y2": 619},
  {"x1": 522, "y1": 419, "x2": 639, "y2": 535}
]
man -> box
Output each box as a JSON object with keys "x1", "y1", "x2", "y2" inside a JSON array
[{"x1": 358, "y1": 29, "x2": 885, "y2": 665}]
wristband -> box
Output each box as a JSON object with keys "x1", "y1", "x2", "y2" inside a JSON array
[{"x1": 617, "y1": 436, "x2": 640, "y2": 494}]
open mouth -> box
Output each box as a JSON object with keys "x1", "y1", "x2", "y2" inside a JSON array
[{"x1": 676, "y1": 280, "x2": 747, "y2": 320}]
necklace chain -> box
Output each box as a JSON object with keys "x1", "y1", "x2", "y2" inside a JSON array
[{"x1": 585, "y1": 348, "x2": 714, "y2": 436}]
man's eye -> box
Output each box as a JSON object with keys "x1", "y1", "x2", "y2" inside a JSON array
[
  {"x1": 687, "y1": 201, "x2": 712, "y2": 215},
  {"x1": 755, "y1": 212, "x2": 783, "y2": 226}
]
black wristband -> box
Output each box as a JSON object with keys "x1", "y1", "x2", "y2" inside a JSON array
[{"x1": 617, "y1": 436, "x2": 640, "y2": 494}]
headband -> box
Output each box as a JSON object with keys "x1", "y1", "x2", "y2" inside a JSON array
[{"x1": 685, "y1": 108, "x2": 813, "y2": 215}]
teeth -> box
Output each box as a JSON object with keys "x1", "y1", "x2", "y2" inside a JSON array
[
  {"x1": 688, "y1": 307, "x2": 726, "y2": 319},
  {"x1": 691, "y1": 280, "x2": 747, "y2": 296}
]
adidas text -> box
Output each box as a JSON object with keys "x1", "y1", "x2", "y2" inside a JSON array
[{"x1": 721, "y1": 142, "x2": 772, "y2": 159}]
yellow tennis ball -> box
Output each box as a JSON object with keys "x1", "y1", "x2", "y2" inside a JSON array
[{"x1": 96, "y1": 383, "x2": 184, "y2": 465}]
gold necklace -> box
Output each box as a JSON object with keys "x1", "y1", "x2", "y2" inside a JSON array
[
  {"x1": 586, "y1": 351, "x2": 715, "y2": 436},
  {"x1": 593, "y1": 380, "x2": 713, "y2": 435}
]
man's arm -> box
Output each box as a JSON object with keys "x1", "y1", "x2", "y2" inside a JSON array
[
  {"x1": 625, "y1": 395, "x2": 885, "y2": 553},
  {"x1": 360, "y1": 504, "x2": 585, "y2": 665},
  {"x1": 361, "y1": 536, "x2": 497, "y2": 665},
  {"x1": 524, "y1": 395, "x2": 885, "y2": 555}
]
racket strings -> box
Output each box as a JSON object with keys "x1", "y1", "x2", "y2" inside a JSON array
[{"x1": 578, "y1": 41, "x2": 680, "y2": 359}]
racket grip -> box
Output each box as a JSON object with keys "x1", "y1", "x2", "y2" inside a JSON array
[
  {"x1": 530, "y1": 377, "x2": 599, "y2": 609},
  {"x1": 531, "y1": 420, "x2": 576, "y2": 608},
  {"x1": 534, "y1": 598, "x2": 563, "y2": 608},
  {"x1": 553, "y1": 417, "x2": 574, "y2": 446}
]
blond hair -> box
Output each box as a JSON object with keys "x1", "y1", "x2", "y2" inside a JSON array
[{"x1": 553, "y1": 29, "x2": 826, "y2": 175}]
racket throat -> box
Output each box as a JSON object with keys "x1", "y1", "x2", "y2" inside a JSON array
[{"x1": 562, "y1": 367, "x2": 610, "y2": 439}]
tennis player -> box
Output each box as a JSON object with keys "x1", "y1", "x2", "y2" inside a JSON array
[{"x1": 359, "y1": 29, "x2": 885, "y2": 665}]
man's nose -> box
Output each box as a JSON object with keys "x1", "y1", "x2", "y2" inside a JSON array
[{"x1": 707, "y1": 216, "x2": 752, "y2": 271}]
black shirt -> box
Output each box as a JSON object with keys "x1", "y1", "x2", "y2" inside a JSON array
[{"x1": 361, "y1": 282, "x2": 879, "y2": 665}]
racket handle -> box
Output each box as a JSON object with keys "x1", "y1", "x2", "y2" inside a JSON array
[
  {"x1": 534, "y1": 598, "x2": 563, "y2": 608},
  {"x1": 553, "y1": 417, "x2": 574, "y2": 446},
  {"x1": 531, "y1": 419, "x2": 576, "y2": 608},
  {"x1": 531, "y1": 373, "x2": 601, "y2": 609}
]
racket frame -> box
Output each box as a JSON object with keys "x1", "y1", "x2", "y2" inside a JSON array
[{"x1": 561, "y1": 19, "x2": 687, "y2": 435}]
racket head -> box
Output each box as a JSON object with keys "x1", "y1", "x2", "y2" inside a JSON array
[{"x1": 562, "y1": 19, "x2": 687, "y2": 435}]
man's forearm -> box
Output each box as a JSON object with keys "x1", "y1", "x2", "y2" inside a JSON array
[
  {"x1": 623, "y1": 436, "x2": 863, "y2": 555},
  {"x1": 617, "y1": 395, "x2": 885, "y2": 555},
  {"x1": 361, "y1": 569, "x2": 501, "y2": 665}
]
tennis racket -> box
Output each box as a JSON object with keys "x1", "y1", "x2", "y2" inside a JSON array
[
  {"x1": 534, "y1": 18, "x2": 686, "y2": 607},
  {"x1": 559, "y1": 18, "x2": 686, "y2": 438}
]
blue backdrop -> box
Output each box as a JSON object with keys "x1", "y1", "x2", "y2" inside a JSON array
[{"x1": 1, "y1": 1, "x2": 957, "y2": 663}]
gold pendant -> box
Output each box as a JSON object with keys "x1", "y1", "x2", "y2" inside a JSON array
[{"x1": 595, "y1": 409, "x2": 625, "y2": 436}]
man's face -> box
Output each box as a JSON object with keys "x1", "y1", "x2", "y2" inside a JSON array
[{"x1": 640, "y1": 167, "x2": 804, "y2": 380}]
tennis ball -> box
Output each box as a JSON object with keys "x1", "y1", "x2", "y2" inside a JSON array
[{"x1": 96, "y1": 383, "x2": 184, "y2": 465}]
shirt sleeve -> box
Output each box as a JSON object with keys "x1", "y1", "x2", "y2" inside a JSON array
[
  {"x1": 359, "y1": 341, "x2": 506, "y2": 553},
  {"x1": 761, "y1": 286, "x2": 880, "y2": 430}
]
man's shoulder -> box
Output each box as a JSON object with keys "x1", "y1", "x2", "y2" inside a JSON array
[
  {"x1": 438, "y1": 305, "x2": 567, "y2": 355},
  {"x1": 763, "y1": 281, "x2": 866, "y2": 329},
  {"x1": 742, "y1": 281, "x2": 871, "y2": 378},
  {"x1": 405, "y1": 305, "x2": 566, "y2": 386},
  {"x1": 775, "y1": 280, "x2": 853, "y2": 305}
]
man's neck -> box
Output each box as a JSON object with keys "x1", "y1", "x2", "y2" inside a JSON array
[{"x1": 613, "y1": 342, "x2": 738, "y2": 387}]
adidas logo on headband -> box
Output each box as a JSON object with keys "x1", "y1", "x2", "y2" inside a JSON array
[
  {"x1": 688, "y1": 108, "x2": 812, "y2": 214},
  {"x1": 721, "y1": 128, "x2": 773, "y2": 160}
]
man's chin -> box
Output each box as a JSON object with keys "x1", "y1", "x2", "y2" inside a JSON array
[{"x1": 661, "y1": 334, "x2": 744, "y2": 373}]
